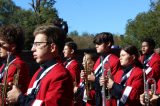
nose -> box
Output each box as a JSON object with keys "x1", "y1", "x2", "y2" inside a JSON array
[
  {"x1": 95, "y1": 44, "x2": 98, "y2": 48},
  {"x1": 31, "y1": 45, "x2": 35, "y2": 52}
]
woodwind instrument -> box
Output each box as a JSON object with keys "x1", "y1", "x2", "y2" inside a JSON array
[{"x1": 0, "y1": 52, "x2": 20, "y2": 106}]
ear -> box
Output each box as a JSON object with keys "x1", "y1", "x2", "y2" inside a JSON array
[
  {"x1": 71, "y1": 49, "x2": 74, "y2": 54},
  {"x1": 106, "y1": 42, "x2": 111, "y2": 47},
  {"x1": 10, "y1": 44, "x2": 16, "y2": 52},
  {"x1": 50, "y1": 43, "x2": 56, "y2": 52},
  {"x1": 131, "y1": 55, "x2": 135, "y2": 60}
]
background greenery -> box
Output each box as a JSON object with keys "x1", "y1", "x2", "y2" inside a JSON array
[{"x1": 0, "y1": 0, "x2": 160, "y2": 50}]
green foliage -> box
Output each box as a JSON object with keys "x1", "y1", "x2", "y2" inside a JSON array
[
  {"x1": 125, "y1": 1, "x2": 160, "y2": 48},
  {"x1": 0, "y1": 0, "x2": 59, "y2": 49},
  {"x1": 0, "y1": 0, "x2": 19, "y2": 25}
]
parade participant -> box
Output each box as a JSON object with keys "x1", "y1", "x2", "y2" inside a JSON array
[
  {"x1": 7, "y1": 24, "x2": 73, "y2": 106},
  {"x1": 100, "y1": 45, "x2": 144, "y2": 106},
  {"x1": 81, "y1": 32, "x2": 120, "y2": 106},
  {"x1": 140, "y1": 79, "x2": 160, "y2": 106},
  {"x1": 139, "y1": 38, "x2": 160, "y2": 82},
  {"x1": 63, "y1": 41, "x2": 80, "y2": 86},
  {"x1": 75, "y1": 52, "x2": 97, "y2": 106},
  {"x1": 0, "y1": 25, "x2": 30, "y2": 105}
]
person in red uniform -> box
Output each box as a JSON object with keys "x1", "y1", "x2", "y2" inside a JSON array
[
  {"x1": 100, "y1": 45, "x2": 144, "y2": 106},
  {"x1": 63, "y1": 41, "x2": 80, "y2": 86},
  {"x1": 0, "y1": 25, "x2": 30, "y2": 105},
  {"x1": 81, "y1": 32, "x2": 120, "y2": 106},
  {"x1": 7, "y1": 24, "x2": 73, "y2": 106},
  {"x1": 140, "y1": 79, "x2": 160, "y2": 106},
  {"x1": 74, "y1": 52, "x2": 97, "y2": 106},
  {"x1": 139, "y1": 38, "x2": 160, "y2": 82},
  {"x1": 139, "y1": 38, "x2": 160, "y2": 106}
]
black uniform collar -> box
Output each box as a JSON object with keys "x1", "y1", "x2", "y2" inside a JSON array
[
  {"x1": 144, "y1": 52, "x2": 154, "y2": 61},
  {"x1": 66, "y1": 58, "x2": 72, "y2": 62},
  {"x1": 40, "y1": 59, "x2": 57, "y2": 70},
  {"x1": 122, "y1": 65, "x2": 133, "y2": 76},
  {"x1": 100, "y1": 53, "x2": 110, "y2": 61},
  {"x1": 2, "y1": 54, "x2": 16, "y2": 65}
]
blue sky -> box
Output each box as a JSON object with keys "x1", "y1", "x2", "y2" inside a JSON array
[{"x1": 13, "y1": 0, "x2": 151, "y2": 35}]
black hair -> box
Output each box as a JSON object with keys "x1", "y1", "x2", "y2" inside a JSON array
[
  {"x1": 142, "y1": 38, "x2": 155, "y2": 49},
  {"x1": 93, "y1": 32, "x2": 114, "y2": 46},
  {"x1": 65, "y1": 42, "x2": 77, "y2": 52},
  {"x1": 0, "y1": 25, "x2": 25, "y2": 53},
  {"x1": 122, "y1": 45, "x2": 143, "y2": 68}
]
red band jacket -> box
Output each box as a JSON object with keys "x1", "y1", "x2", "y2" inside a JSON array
[
  {"x1": 18, "y1": 61, "x2": 73, "y2": 106},
  {"x1": 139, "y1": 53, "x2": 160, "y2": 82},
  {"x1": 107, "y1": 66, "x2": 144, "y2": 106}
]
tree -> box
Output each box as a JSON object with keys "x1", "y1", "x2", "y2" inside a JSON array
[
  {"x1": 0, "y1": 0, "x2": 20, "y2": 25},
  {"x1": 125, "y1": 1, "x2": 160, "y2": 48}
]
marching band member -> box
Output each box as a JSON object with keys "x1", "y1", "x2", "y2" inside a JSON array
[
  {"x1": 75, "y1": 52, "x2": 97, "y2": 106},
  {"x1": 100, "y1": 45, "x2": 144, "y2": 106},
  {"x1": 0, "y1": 25, "x2": 30, "y2": 105},
  {"x1": 63, "y1": 41, "x2": 80, "y2": 86},
  {"x1": 7, "y1": 25, "x2": 73, "y2": 106},
  {"x1": 139, "y1": 38, "x2": 160, "y2": 82},
  {"x1": 139, "y1": 38, "x2": 160, "y2": 106},
  {"x1": 80, "y1": 32, "x2": 120, "y2": 106}
]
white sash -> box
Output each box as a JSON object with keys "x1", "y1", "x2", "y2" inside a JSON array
[
  {"x1": 143, "y1": 53, "x2": 154, "y2": 75},
  {"x1": 94, "y1": 54, "x2": 111, "y2": 76},
  {"x1": 32, "y1": 99, "x2": 43, "y2": 106},
  {"x1": 145, "y1": 67, "x2": 152, "y2": 75},
  {"x1": 27, "y1": 63, "x2": 58, "y2": 95},
  {"x1": 120, "y1": 86, "x2": 132, "y2": 104},
  {"x1": 83, "y1": 89, "x2": 87, "y2": 102},
  {"x1": 65, "y1": 60, "x2": 74, "y2": 68},
  {"x1": 0, "y1": 58, "x2": 17, "y2": 79},
  {"x1": 117, "y1": 67, "x2": 134, "y2": 105},
  {"x1": 121, "y1": 67, "x2": 134, "y2": 85}
]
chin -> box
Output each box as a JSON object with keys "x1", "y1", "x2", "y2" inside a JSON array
[{"x1": 35, "y1": 59, "x2": 41, "y2": 64}]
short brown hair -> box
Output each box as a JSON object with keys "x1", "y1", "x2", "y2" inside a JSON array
[
  {"x1": 93, "y1": 32, "x2": 114, "y2": 46},
  {"x1": 33, "y1": 25, "x2": 66, "y2": 53}
]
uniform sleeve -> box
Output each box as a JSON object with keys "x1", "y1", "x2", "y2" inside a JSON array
[
  {"x1": 111, "y1": 82, "x2": 125, "y2": 99},
  {"x1": 17, "y1": 93, "x2": 34, "y2": 106},
  {"x1": 69, "y1": 62, "x2": 80, "y2": 85},
  {"x1": 109, "y1": 56, "x2": 120, "y2": 76},
  {"x1": 121, "y1": 72, "x2": 143, "y2": 104},
  {"x1": 6, "y1": 62, "x2": 30, "y2": 93},
  {"x1": 157, "y1": 97, "x2": 160, "y2": 106},
  {"x1": 156, "y1": 80, "x2": 160, "y2": 94},
  {"x1": 6, "y1": 64, "x2": 18, "y2": 83},
  {"x1": 147, "y1": 59, "x2": 160, "y2": 82}
]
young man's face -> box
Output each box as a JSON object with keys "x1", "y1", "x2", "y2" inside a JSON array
[
  {"x1": 95, "y1": 43, "x2": 108, "y2": 54},
  {"x1": 31, "y1": 33, "x2": 52, "y2": 64},
  {"x1": 0, "y1": 40, "x2": 10, "y2": 59},
  {"x1": 141, "y1": 42, "x2": 150, "y2": 55},
  {"x1": 63, "y1": 45, "x2": 73, "y2": 58}
]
